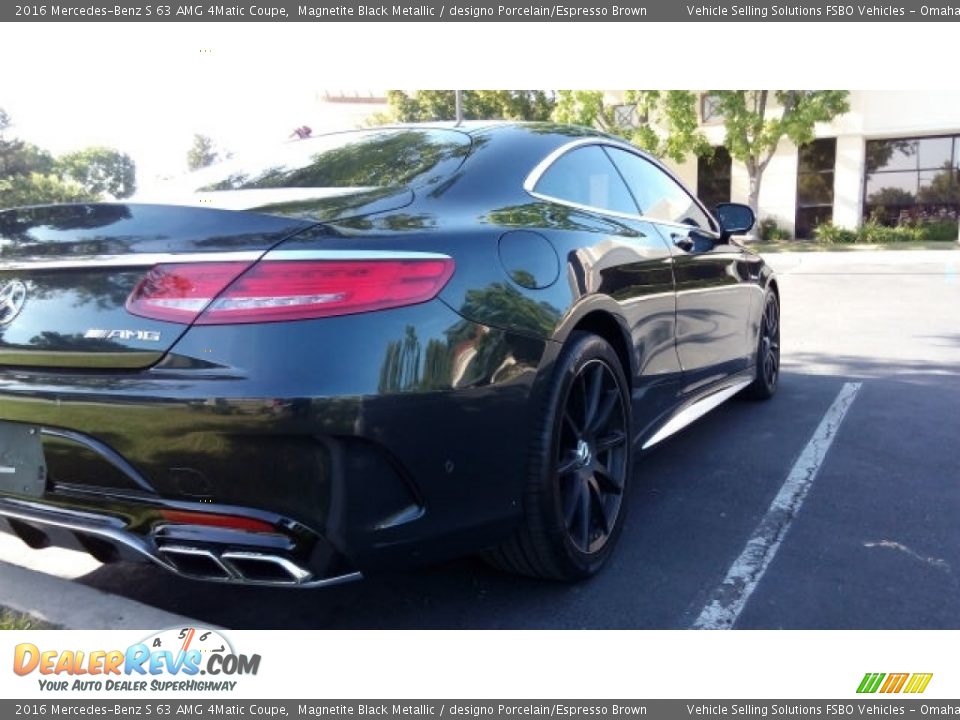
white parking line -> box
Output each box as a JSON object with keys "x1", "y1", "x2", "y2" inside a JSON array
[{"x1": 691, "y1": 381, "x2": 863, "y2": 630}]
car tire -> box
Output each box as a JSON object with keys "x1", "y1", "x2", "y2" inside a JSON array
[
  {"x1": 487, "y1": 331, "x2": 632, "y2": 581},
  {"x1": 741, "y1": 290, "x2": 780, "y2": 401}
]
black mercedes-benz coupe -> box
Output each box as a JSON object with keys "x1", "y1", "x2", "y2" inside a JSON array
[{"x1": 0, "y1": 123, "x2": 779, "y2": 587}]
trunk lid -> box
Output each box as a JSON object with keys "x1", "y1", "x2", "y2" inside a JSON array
[{"x1": 0, "y1": 203, "x2": 315, "y2": 369}]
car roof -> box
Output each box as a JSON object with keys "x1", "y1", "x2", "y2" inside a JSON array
[
  {"x1": 330, "y1": 121, "x2": 674, "y2": 202},
  {"x1": 367, "y1": 120, "x2": 611, "y2": 139},
  {"x1": 366, "y1": 121, "x2": 657, "y2": 163}
]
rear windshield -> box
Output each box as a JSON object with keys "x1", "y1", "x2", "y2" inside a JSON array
[{"x1": 169, "y1": 129, "x2": 471, "y2": 193}]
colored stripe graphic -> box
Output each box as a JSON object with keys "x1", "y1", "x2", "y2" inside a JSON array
[
  {"x1": 857, "y1": 673, "x2": 932, "y2": 694},
  {"x1": 858, "y1": 673, "x2": 885, "y2": 694},
  {"x1": 881, "y1": 674, "x2": 909, "y2": 693},
  {"x1": 904, "y1": 674, "x2": 934, "y2": 694}
]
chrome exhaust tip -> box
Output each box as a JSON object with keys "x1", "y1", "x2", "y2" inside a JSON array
[
  {"x1": 220, "y1": 551, "x2": 312, "y2": 584},
  {"x1": 157, "y1": 544, "x2": 316, "y2": 585},
  {"x1": 158, "y1": 544, "x2": 233, "y2": 581}
]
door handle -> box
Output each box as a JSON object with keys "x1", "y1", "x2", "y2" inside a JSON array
[{"x1": 672, "y1": 233, "x2": 694, "y2": 252}]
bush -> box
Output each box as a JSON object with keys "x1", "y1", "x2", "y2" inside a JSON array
[
  {"x1": 914, "y1": 219, "x2": 958, "y2": 242},
  {"x1": 857, "y1": 220, "x2": 919, "y2": 243},
  {"x1": 814, "y1": 218, "x2": 958, "y2": 244},
  {"x1": 814, "y1": 222, "x2": 857, "y2": 244},
  {"x1": 758, "y1": 217, "x2": 791, "y2": 242}
]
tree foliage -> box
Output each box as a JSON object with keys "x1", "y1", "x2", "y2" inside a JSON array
[
  {"x1": 374, "y1": 90, "x2": 555, "y2": 124},
  {"x1": 711, "y1": 90, "x2": 850, "y2": 213},
  {"x1": 0, "y1": 173, "x2": 96, "y2": 208},
  {"x1": 187, "y1": 133, "x2": 219, "y2": 171},
  {"x1": 551, "y1": 90, "x2": 607, "y2": 129},
  {"x1": 0, "y1": 110, "x2": 55, "y2": 179},
  {"x1": 0, "y1": 107, "x2": 136, "y2": 210},
  {"x1": 552, "y1": 90, "x2": 708, "y2": 164},
  {"x1": 0, "y1": 140, "x2": 54, "y2": 178},
  {"x1": 56, "y1": 146, "x2": 136, "y2": 199}
]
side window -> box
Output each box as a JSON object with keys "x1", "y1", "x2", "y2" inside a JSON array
[
  {"x1": 604, "y1": 147, "x2": 715, "y2": 231},
  {"x1": 533, "y1": 145, "x2": 638, "y2": 216}
]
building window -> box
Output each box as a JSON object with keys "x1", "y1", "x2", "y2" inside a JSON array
[
  {"x1": 795, "y1": 138, "x2": 836, "y2": 239},
  {"x1": 864, "y1": 135, "x2": 960, "y2": 225},
  {"x1": 611, "y1": 104, "x2": 646, "y2": 128},
  {"x1": 701, "y1": 94, "x2": 724, "y2": 123},
  {"x1": 697, "y1": 147, "x2": 731, "y2": 213}
]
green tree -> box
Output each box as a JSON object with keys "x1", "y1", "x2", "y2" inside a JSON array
[
  {"x1": 0, "y1": 173, "x2": 96, "y2": 208},
  {"x1": 552, "y1": 90, "x2": 708, "y2": 164},
  {"x1": 0, "y1": 108, "x2": 133, "y2": 209},
  {"x1": 187, "y1": 133, "x2": 219, "y2": 170},
  {"x1": 374, "y1": 90, "x2": 555, "y2": 124},
  {"x1": 56, "y1": 146, "x2": 136, "y2": 198},
  {"x1": 710, "y1": 91, "x2": 850, "y2": 216},
  {"x1": 0, "y1": 140, "x2": 54, "y2": 178},
  {"x1": 0, "y1": 108, "x2": 55, "y2": 178},
  {"x1": 552, "y1": 90, "x2": 607, "y2": 129}
]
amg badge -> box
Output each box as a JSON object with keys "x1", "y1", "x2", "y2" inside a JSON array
[{"x1": 84, "y1": 329, "x2": 162, "y2": 342}]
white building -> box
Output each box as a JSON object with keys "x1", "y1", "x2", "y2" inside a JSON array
[
  {"x1": 309, "y1": 90, "x2": 388, "y2": 133},
  {"x1": 636, "y1": 91, "x2": 960, "y2": 238}
]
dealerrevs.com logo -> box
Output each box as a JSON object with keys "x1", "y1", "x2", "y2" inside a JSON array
[
  {"x1": 13, "y1": 627, "x2": 261, "y2": 692},
  {"x1": 857, "y1": 673, "x2": 933, "y2": 694}
]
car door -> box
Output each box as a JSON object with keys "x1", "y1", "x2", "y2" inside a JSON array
[
  {"x1": 525, "y1": 142, "x2": 682, "y2": 421},
  {"x1": 603, "y1": 146, "x2": 754, "y2": 383}
]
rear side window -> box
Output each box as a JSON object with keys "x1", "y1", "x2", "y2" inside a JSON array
[
  {"x1": 533, "y1": 145, "x2": 638, "y2": 216},
  {"x1": 605, "y1": 147, "x2": 715, "y2": 231},
  {"x1": 174, "y1": 129, "x2": 471, "y2": 192}
]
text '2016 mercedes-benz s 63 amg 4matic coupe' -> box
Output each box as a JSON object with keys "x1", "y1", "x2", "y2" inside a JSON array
[{"x1": 0, "y1": 123, "x2": 779, "y2": 587}]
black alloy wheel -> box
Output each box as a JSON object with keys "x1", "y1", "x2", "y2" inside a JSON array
[
  {"x1": 743, "y1": 291, "x2": 780, "y2": 400},
  {"x1": 556, "y1": 359, "x2": 629, "y2": 554},
  {"x1": 487, "y1": 331, "x2": 632, "y2": 580}
]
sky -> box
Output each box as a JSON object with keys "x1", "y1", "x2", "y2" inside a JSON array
[{"x1": 1, "y1": 26, "x2": 386, "y2": 184}]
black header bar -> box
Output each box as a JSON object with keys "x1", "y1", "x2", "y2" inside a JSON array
[{"x1": 7, "y1": 0, "x2": 960, "y2": 21}]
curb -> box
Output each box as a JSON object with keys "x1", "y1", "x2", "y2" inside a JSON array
[{"x1": 0, "y1": 560, "x2": 202, "y2": 630}]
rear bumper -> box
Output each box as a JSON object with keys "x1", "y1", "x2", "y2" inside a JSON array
[
  {"x1": 0, "y1": 493, "x2": 361, "y2": 588},
  {"x1": 0, "y1": 300, "x2": 552, "y2": 586}
]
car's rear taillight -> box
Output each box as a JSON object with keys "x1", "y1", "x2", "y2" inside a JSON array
[
  {"x1": 126, "y1": 257, "x2": 455, "y2": 325},
  {"x1": 126, "y1": 262, "x2": 251, "y2": 324}
]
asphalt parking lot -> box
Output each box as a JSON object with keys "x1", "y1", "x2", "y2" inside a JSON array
[{"x1": 4, "y1": 248, "x2": 960, "y2": 629}]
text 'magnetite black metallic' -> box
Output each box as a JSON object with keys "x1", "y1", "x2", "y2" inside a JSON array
[{"x1": 0, "y1": 123, "x2": 778, "y2": 587}]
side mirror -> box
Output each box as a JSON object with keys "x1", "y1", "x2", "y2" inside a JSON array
[{"x1": 715, "y1": 203, "x2": 756, "y2": 238}]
